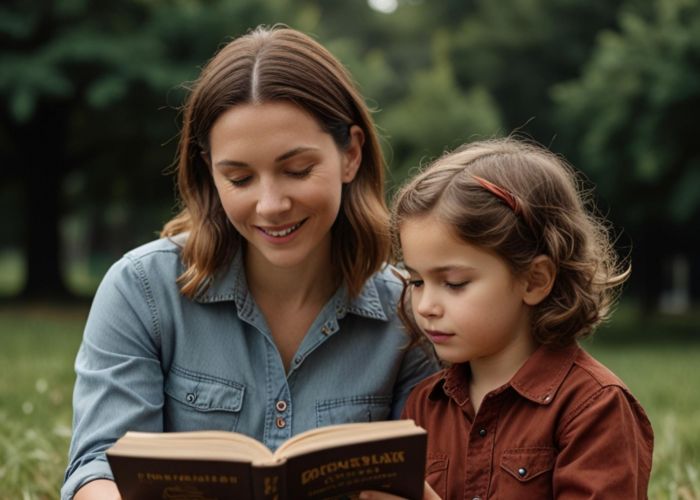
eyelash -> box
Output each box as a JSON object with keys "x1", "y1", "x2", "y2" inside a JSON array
[
  {"x1": 229, "y1": 177, "x2": 251, "y2": 187},
  {"x1": 445, "y1": 281, "x2": 468, "y2": 290},
  {"x1": 228, "y1": 166, "x2": 314, "y2": 187},
  {"x1": 407, "y1": 280, "x2": 469, "y2": 290},
  {"x1": 288, "y1": 165, "x2": 313, "y2": 178}
]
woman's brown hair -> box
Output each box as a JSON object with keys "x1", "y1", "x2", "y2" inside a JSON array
[
  {"x1": 161, "y1": 25, "x2": 389, "y2": 299},
  {"x1": 391, "y1": 137, "x2": 629, "y2": 347}
]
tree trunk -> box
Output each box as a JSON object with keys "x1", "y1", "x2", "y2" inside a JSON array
[{"x1": 18, "y1": 104, "x2": 72, "y2": 299}]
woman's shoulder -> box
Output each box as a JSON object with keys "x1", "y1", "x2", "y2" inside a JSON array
[
  {"x1": 368, "y1": 263, "x2": 404, "y2": 295},
  {"x1": 355, "y1": 264, "x2": 404, "y2": 318},
  {"x1": 101, "y1": 236, "x2": 186, "y2": 290},
  {"x1": 123, "y1": 234, "x2": 186, "y2": 261}
]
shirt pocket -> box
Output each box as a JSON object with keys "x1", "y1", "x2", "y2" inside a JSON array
[
  {"x1": 425, "y1": 452, "x2": 448, "y2": 500},
  {"x1": 163, "y1": 366, "x2": 246, "y2": 432},
  {"x1": 497, "y1": 447, "x2": 555, "y2": 498},
  {"x1": 315, "y1": 395, "x2": 393, "y2": 427}
]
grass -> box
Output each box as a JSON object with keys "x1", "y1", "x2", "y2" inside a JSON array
[
  {"x1": 0, "y1": 305, "x2": 86, "y2": 500},
  {"x1": 0, "y1": 304, "x2": 698, "y2": 499},
  {"x1": 584, "y1": 341, "x2": 700, "y2": 500}
]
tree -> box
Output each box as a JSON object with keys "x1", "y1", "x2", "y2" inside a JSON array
[
  {"x1": 447, "y1": 0, "x2": 624, "y2": 142},
  {"x1": 552, "y1": 0, "x2": 700, "y2": 308},
  {"x1": 0, "y1": 0, "x2": 277, "y2": 298}
]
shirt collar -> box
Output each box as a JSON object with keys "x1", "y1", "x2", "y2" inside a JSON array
[
  {"x1": 427, "y1": 342, "x2": 580, "y2": 406},
  {"x1": 509, "y1": 342, "x2": 580, "y2": 405},
  {"x1": 194, "y1": 250, "x2": 389, "y2": 322}
]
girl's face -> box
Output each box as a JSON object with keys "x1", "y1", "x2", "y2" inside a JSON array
[
  {"x1": 400, "y1": 215, "x2": 535, "y2": 366},
  {"x1": 209, "y1": 101, "x2": 362, "y2": 272}
]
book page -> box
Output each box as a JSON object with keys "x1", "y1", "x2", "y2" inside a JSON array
[
  {"x1": 108, "y1": 431, "x2": 273, "y2": 462},
  {"x1": 274, "y1": 420, "x2": 424, "y2": 459}
]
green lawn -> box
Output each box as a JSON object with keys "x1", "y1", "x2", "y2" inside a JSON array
[{"x1": 0, "y1": 304, "x2": 698, "y2": 499}]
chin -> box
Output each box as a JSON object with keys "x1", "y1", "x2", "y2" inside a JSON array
[{"x1": 434, "y1": 347, "x2": 470, "y2": 365}]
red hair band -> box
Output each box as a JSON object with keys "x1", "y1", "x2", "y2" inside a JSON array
[{"x1": 472, "y1": 175, "x2": 521, "y2": 215}]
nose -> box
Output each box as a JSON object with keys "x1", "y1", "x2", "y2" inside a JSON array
[
  {"x1": 414, "y1": 287, "x2": 442, "y2": 318},
  {"x1": 256, "y1": 179, "x2": 292, "y2": 219}
]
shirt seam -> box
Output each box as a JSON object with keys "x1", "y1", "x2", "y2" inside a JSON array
[
  {"x1": 558, "y1": 384, "x2": 616, "y2": 431},
  {"x1": 126, "y1": 253, "x2": 162, "y2": 343}
]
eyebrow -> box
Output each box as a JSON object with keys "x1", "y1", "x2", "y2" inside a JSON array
[
  {"x1": 214, "y1": 146, "x2": 320, "y2": 169},
  {"x1": 403, "y1": 264, "x2": 475, "y2": 274}
]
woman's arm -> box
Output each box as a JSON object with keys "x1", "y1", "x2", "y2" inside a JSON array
[
  {"x1": 390, "y1": 344, "x2": 440, "y2": 418},
  {"x1": 62, "y1": 256, "x2": 165, "y2": 499}
]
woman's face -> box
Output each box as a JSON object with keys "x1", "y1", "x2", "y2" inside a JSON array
[{"x1": 208, "y1": 101, "x2": 363, "y2": 273}]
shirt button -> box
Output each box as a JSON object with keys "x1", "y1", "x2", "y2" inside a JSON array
[
  {"x1": 321, "y1": 324, "x2": 332, "y2": 335},
  {"x1": 275, "y1": 400, "x2": 288, "y2": 412},
  {"x1": 518, "y1": 467, "x2": 527, "y2": 477},
  {"x1": 276, "y1": 417, "x2": 286, "y2": 429},
  {"x1": 185, "y1": 393, "x2": 196, "y2": 403},
  {"x1": 478, "y1": 428, "x2": 487, "y2": 437}
]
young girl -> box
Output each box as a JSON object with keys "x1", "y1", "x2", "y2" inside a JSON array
[{"x1": 364, "y1": 138, "x2": 653, "y2": 499}]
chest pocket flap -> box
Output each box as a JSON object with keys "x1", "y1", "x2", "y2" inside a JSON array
[
  {"x1": 500, "y1": 447, "x2": 555, "y2": 482},
  {"x1": 165, "y1": 368, "x2": 245, "y2": 412}
]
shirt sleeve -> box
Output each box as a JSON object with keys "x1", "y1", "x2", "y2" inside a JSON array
[
  {"x1": 61, "y1": 255, "x2": 165, "y2": 500},
  {"x1": 391, "y1": 344, "x2": 440, "y2": 419},
  {"x1": 553, "y1": 385, "x2": 654, "y2": 499}
]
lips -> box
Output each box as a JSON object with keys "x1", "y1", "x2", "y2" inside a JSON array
[{"x1": 424, "y1": 329, "x2": 455, "y2": 344}]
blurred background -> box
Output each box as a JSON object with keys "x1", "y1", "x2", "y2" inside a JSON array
[{"x1": 0, "y1": 0, "x2": 698, "y2": 498}]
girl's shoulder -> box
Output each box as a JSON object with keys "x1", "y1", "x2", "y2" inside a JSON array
[{"x1": 572, "y1": 348, "x2": 625, "y2": 384}]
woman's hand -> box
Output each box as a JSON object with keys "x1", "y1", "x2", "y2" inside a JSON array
[
  {"x1": 73, "y1": 479, "x2": 122, "y2": 499},
  {"x1": 359, "y1": 481, "x2": 441, "y2": 500}
]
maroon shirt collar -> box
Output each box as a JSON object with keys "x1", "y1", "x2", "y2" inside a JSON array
[{"x1": 428, "y1": 342, "x2": 580, "y2": 406}]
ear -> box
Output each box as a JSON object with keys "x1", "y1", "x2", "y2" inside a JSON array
[
  {"x1": 522, "y1": 255, "x2": 556, "y2": 306},
  {"x1": 341, "y1": 125, "x2": 364, "y2": 183}
]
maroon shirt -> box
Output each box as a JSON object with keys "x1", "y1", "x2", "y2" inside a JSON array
[{"x1": 402, "y1": 343, "x2": 654, "y2": 499}]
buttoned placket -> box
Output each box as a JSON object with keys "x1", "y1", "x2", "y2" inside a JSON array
[
  {"x1": 256, "y1": 294, "x2": 344, "y2": 451},
  {"x1": 464, "y1": 395, "x2": 499, "y2": 500}
]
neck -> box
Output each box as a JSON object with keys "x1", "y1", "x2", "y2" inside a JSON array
[
  {"x1": 244, "y1": 246, "x2": 338, "y2": 309},
  {"x1": 469, "y1": 331, "x2": 538, "y2": 412}
]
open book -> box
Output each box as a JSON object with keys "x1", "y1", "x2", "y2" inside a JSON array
[{"x1": 106, "y1": 419, "x2": 427, "y2": 500}]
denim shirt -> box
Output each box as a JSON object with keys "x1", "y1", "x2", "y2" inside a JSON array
[{"x1": 61, "y1": 237, "x2": 439, "y2": 499}]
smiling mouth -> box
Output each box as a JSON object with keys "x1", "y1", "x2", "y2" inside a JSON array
[{"x1": 258, "y1": 219, "x2": 306, "y2": 237}]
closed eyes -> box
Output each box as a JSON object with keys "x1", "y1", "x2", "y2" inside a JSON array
[{"x1": 227, "y1": 165, "x2": 315, "y2": 187}]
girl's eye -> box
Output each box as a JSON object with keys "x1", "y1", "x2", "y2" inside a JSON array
[
  {"x1": 408, "y1": 280, "x2": 424, "y2": 288},
  {"x1": 445, "y1": 281, "x2": 469, "y2": 290},
  {"x1": 229, "y1": 176, "x2": 251, "y2": 187},
  {"x1": 287, "y1": 165, "x2": 313, "y2": 178}
]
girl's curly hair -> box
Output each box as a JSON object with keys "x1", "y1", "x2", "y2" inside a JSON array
[{"x1": 391, "y1": 137, "x2": 629, "y2": 347}]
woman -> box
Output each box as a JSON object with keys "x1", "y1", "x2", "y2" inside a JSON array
[{"x1": 62, "y1": 25, "x2": 438, "y2": 499}]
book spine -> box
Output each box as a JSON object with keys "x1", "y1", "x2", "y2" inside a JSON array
[{"x1": 251, "y1": 462, "x2": 286, "y2": 500}]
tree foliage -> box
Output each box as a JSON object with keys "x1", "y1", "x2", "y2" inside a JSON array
[
  {"x1": 554, "y1": 0, "x2": 700, "y2": 226},
  {"x1": 1, "y1": 0, "x2": 698, "y2": 306}
]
